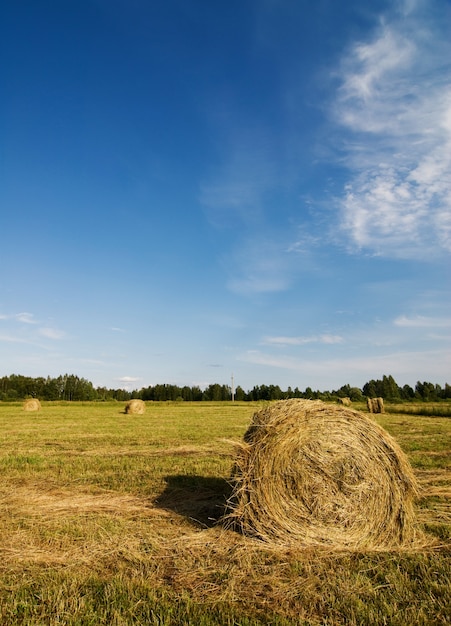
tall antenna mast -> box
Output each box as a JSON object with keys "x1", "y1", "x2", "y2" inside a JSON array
[{"x1": 231, "y1": 373, "x2": 235, "y2": 402}]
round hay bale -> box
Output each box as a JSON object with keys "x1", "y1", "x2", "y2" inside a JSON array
[
  {"x1": 125, "y1": 399, "x2": 146, "y2": 415},
  {"x1": 23, "y1": 398, "x2": 41, "y2": 412},
  {"x1": 367, "y1": 397, "x2": 385, "y2": 413},
  {"x1": 225, "y1": 399, "x2": 418, "y2": 549}
]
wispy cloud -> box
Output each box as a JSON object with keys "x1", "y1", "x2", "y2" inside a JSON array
[
  {"x1": 394, "y1": 315, "x2": 451, "y2": 328},
  {"x1": 116, "y1": 376, "x2": 142, "y2": 390},
  {"x1": 333, "y1": 2, "x2": 451, "y2": 258},
  {"x1": 226, "y1": 236, "x2": 295, "y2": 294},
  {"x1": 0, "y1": 312, "x2": 39, "y2": 325},
  {"x1": 263, "y1": 334, "x2": 344, "y2": 346},
  {"x1": 238, "y1": 347, "x2": 450, "y2": 387},
  {"x1": 0, "y1": 334, "x2": 30, "y2": 344},
  {"x1": 38, "y1": 327, "x2": 66, "y2": 340},
  {"x1": 200, "y1": 130, "x2": 277, "y2": 230},
  {"x1": 117, "y1": 376, "x2": 141, "y2": 383},
  {"x1": 0, "y1": 312, "x2": 67, "y2": 344},
  {"x1": 16, "y1": 312, "x2": 39, "y2": 324},
  {"x1": 5, "y1": 312, "x2": 38, "y2": 324},
  {"x1": 199, "y1": 117, "x2": 297, "y2": 294}
]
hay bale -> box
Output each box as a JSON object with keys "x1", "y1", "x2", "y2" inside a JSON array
[
  {"x1": 23, "y1": 398, "x2": 41, "y2": 412},
  {"x1": 225, "y1": 399, "x2": 418, "y2": 549},
  {"x1": 337, "y1": 397, "x2": 351, "y2": 406},
  {"x1": 367, "y1": 397, "x2": 385, "y2": 413},
  {"x1": 125, "y1": 399, "x2": 145, "y2": 415}
]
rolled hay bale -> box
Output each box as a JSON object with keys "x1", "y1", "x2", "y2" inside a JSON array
[
  {"x1": 367, "y1": 397, "x2": 385, "y2": 413},
  {"x1": 225, "y1": 399, "x2": 418, "y2": 550},
  {"x1": 337, "y1": 397, "x2": 351, "y2": 406},
  {"x1": 23, "y1": 398, "x2": 41, "y2": 412},
  {"x1": 125, "y1": 399, "x2": 146, "y2": 415}
]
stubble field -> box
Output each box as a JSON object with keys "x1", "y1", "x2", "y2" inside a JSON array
[{"x1": 0, "y1": 401, "x2": 450, "y2": 625}]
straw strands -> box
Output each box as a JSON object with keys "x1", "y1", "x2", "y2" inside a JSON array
[
  {"x1": 367, "y1": 397, "x2": 385, "y2": 413},
  {"x1": 225, "y1": 399, "x2": 419, "y2": 550},
  {"x1": 125, "y1": 399, "x2": 146, "y2": 415},
  {"x1": 23, "y1": 398, "x2": 41, "y2": 412}
]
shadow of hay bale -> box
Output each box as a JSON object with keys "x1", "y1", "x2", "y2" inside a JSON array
[{"x1": 155, "y1": 475, "x2": 232, "y2": 528}]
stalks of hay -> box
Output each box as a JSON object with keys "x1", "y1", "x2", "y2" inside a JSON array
[
  {"x1": 367, "y1": 397, "x2": 385, "y2": 413},
  {"x1": 125, "y1": 399, "x2": 146, "y2": 415},
  {"x1": 23, "y1": 398, "x2": 41, "y2": 412},
  {"x1": 225, "y1": 399, "x2": 418, "y2": 550}
]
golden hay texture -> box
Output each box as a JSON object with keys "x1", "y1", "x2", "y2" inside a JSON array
[
  {"x1": 225, "y1": 399, "x2": 419, "y2": 550},
  {"x1": 367, "y1": 397, "x2": 385, "y2": 413},
  {"x1": 125, "y1": 399, "x2": 146, "y2": 415},
  {"x1": 23, "y1": 398, "x2": 41, "y2": 412}
]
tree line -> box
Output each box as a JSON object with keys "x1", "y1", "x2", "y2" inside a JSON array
[{"x1": 0, "y1": 373, "x2": 450, "y2": 403}]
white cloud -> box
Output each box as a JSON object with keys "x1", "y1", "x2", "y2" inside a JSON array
[
  {"x1": 115, "y1": 376, "x2": 142, "y2": 390},
  {"x1": 333, "y1": 5, "x2": 451, "y2": 259},
  {"x1": 0, "y1": 313, "x2": 67, "y2": 344},
  {"x1": 16, "y1": 312, "x2": 38, "y2": 324},
  {"x1": 0, "y1": 312, "x2": 40, "y2": 325},
  {"x1": 338, "y1": 26, "x2": 415, "y2": 107}
]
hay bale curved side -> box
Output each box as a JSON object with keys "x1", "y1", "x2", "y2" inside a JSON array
[
  {"x1": 23, "y1": 398, "x2": 41, "y2": 412},
  {"x1": 124, "y1": 399, "x2": 146, "y2": 415},
  {"x1": 367, "y1": 397, "x2": 385, "y2": 413},
  {"x1": 225, "y1": 399, "x2": 418, "y2": 550}
]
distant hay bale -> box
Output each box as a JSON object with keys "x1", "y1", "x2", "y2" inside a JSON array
[
  {"x1": 23, "y1": 398, "x2": 41, "y2": 412},
  {"x1": 225, "y1": 399, "x2": 418, "y2": 550},
  {"x1": 125, "y1": 399, "x2": 145, "y2": 415},
  {"x1": 367, "y1": 397, "x2": 385, "y2": 413},
  {"x1": 337, "y1": 397, "x2": 352, "y2": 406}
]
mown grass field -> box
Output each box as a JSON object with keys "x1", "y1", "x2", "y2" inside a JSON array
[{"x1": 0, "y1": 401, "x2": 450, "y2": 625}]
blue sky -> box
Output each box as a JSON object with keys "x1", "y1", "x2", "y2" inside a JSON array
[{"x1": 1, "y1": 0, "x2": 450, "y2": 392}]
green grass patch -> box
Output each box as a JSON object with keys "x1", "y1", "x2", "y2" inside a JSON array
[{"x1": 386, "y1": 403, "x2": 451, "y2": 418}]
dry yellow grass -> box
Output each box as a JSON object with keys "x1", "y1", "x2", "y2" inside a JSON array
[{"x1": 0, "y1": 401, "x2": 449, "y2": 625}]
